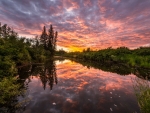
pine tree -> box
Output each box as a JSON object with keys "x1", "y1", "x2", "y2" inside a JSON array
[
  {"x1": 40, "y1": 25, "x2": 58, "y2": 56},
  {"x1": 0, "y1": 22, "x2": 1, "y2": 37},
  {"x1": 0, "y1": 23, "x2": 17, "y2": 38},
  {"x1": 40, "y1": 26, "x2": 48, "y2": 50},
  {"x1": 48, "y1": 25, "x2": 54, "y2": 54},
  {"x1": 48, "y1": 25, "x2": 58, "y2": 55},
  {"x1": 35, "y1": 35, "x2": 39, "y2": 47},
  {"x1": 2, "y1": 24, "x2": 7, "y2": 37},
  {"x1": 54, "y1": 31, "x2": 58, "y2": 52}
]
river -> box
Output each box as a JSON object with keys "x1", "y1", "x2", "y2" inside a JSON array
[{"x1": 16, "y1": 59, "x2": 141, "y2": 113}]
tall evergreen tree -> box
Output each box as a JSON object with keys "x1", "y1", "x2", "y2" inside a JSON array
[
  {"x1": 48, "y1": 25, "x2": 58, "y2": 55},
  {"x1": 0, "y1": 23, "x2": 17, "y2": 38},
  {"x1": 54, "y1": 31, "x2": 58, "y2": 52},
  {"x1": 40, "y1": 25, "x2": 58, "y2": 56},
  {"x1": 0, "y1": 22, "x2": 1, "y2": 37},
  {"x1": 35, "y1": 35, "x2": 39, "y2": 47},
  {"x1": 2, "y1": 24, "x2": 7, "y2": 38},
  {"x1": 48, "y1": 25, "x2": 54, "y2": 54},
  {"x1": 40, "y1": 26, "x2": 48, "y2": 50}
]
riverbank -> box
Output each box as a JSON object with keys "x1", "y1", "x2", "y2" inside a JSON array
[
  {"x1": 68, "y1": 58, "x2": 150, "y2": 78},
  {"x1": 64, "y1": 47, "x2": 150, "y2": 70}
]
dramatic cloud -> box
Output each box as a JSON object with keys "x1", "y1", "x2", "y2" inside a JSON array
[{"x1": 0, "y1": 0, "x2": 150, "y2": 51}]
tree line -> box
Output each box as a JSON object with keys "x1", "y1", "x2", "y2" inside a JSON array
[{"x1": 65, "y1": 46, "x2": 150, "y2": 69}]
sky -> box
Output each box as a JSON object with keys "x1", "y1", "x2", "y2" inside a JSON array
[{"x1": 0, "y1": 0, "x2": 150, "y2": 51}]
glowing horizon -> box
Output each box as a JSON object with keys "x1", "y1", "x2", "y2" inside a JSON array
[{"x1": 0, "y1": 0, "x2": 150, "y2": 51}]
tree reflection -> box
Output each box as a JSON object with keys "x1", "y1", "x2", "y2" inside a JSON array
[
  {"x1": 18, "y1": 60, "x2": 57, "y2": 90},
  {"x1": 3, "y1": 60, "x2": 57, "y2": 113},
  {"x1": 39, "y1": 59, "x2": 57, "y2": 90},
  {"x1": 70, "y1": 58, "x2": 150, "y2": 78}
]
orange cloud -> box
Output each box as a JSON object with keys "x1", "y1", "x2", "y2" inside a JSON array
[{"x1": 0, "y1": 0, "x2": 150, "y2": 51}]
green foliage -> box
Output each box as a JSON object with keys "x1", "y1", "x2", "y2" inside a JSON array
[
  {"x1": 55, "y1": 49, "x2": 67, "y2": 56},
  {"x1": 133, "y1": 77, "x2": 150, "y2": 113},
  {"x1": 0, "y1": 23, "x2": 58, "y2": 111},
  {"x1": 27, "y1": 46, "x2": 46, "y2": 62},
  {"x1": 0, "y1": 23, "x2": 58, "y2": 79},
  {"x1": 134, "y1": 47, "x2": 150, "y2": 56},
  {"x1": 0, "y1": 56, "x2": 17, "y2": 77},
  {"x1": 0, "y1": 77, "x2": 24, "y2": 105},
  {"x1": 65, "y1": 47, "x2": 150, "y2": 68},
  {"x1": 0, "y1": 38, "x2": 5, "y2": 44}
]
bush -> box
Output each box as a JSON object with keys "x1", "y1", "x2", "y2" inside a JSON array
[{"x1": 0, "y1": 77, "x2": 24, "y2": 105}]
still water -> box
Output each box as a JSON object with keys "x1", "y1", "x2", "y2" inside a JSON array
[{"x1": 17, "y1": 59, "x2": 141, "y2": 113}]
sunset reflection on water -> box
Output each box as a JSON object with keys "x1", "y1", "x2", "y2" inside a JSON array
[{"x1": 22, "y1": 59, "x2": 140, "y2": 113}]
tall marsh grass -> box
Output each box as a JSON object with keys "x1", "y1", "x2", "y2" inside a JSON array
[{"x1": 133, "y1": 77, "x2": 150, "y2": 113}]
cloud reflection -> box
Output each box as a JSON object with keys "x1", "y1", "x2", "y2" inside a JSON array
[{"x1": 21, "y1": 60, "x2": 140, "y2": 113}]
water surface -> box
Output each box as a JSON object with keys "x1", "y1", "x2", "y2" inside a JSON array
[{"x1": 18, "y1": 59, "x2": 141, "y2": 113}]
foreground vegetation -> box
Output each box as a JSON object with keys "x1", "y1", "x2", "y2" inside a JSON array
[
  {"x1": 0, "y1": 23, "x2": 57, "y2": 112},
  {"x1": 133, "y1": 77, "x2": 150, "y2": 113}
]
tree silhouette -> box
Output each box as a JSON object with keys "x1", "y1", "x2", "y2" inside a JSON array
[
  {"x1": 0, "y1": 23, "x2": 17, "y2": 38},
  {"x1": 40, "y1": 26, "x2": 48, "y2": 50},
  {"x1": 18, "y1": 60, "x2": 58, "y2": 90},
  {"x1": 48, "y1": 25, "x2": 58, "y2": 55},
  {"x1": 39, "y1": 60, "x2": 57, "y2": 90},
  {"x1": 40, "y1": 25, "x2": 58, "y2": 56}
]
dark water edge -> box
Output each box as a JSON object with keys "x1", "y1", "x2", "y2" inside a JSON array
[
  {"x1": 3, "y1": 59, "x2": 146, "y2": 113},
  {"x1": 69, "y1": 58, "x2": 150, "y2": 78}
]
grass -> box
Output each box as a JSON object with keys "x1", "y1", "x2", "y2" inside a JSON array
[{"x1": 133, "y1": 77, "x2": 150, "y2": 113}]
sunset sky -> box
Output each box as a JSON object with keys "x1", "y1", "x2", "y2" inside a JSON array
[{"x1": 0, "y1": 0, "x2": 150, "y2": 51}]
